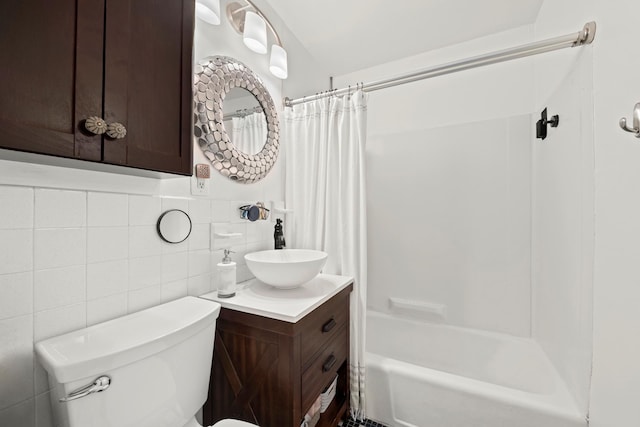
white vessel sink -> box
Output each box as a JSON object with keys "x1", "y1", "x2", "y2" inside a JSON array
[{"x1": 245, "y1": 249, "x2": 328, "y2": 289}]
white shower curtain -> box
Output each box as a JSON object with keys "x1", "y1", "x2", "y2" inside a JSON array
[
  {"x1": 284, "y1": 91, "x2": 368, "y2": 421},
  {"x1": 231, "y1": 111, "x2": 267, "y2": 154}
]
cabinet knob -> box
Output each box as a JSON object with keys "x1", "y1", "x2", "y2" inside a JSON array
[
  {"x1": 84, "y1": 116, "x2": 108, "y2": 135},
  {"x1": 106, "y1": 122, "x2": 127, "y2": 139}
]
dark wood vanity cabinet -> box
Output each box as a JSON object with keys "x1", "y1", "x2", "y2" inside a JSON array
[
  {"x1": 0, "y1": 0, "x2": 194, "y2": 175},
  {"x1": 204, "y1": 284, "x2": 353, "y2": 427}
]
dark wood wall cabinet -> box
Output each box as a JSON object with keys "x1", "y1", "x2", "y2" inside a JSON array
[
  {"x1": 204, "y1": 284, "x2": 353, "y2": 427},
  {"x1": 0, "y1": 0, "x2": 194, "y2": 175}
]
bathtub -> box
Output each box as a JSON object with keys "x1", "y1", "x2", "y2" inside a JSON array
[{"x1": 365, "y1": 311, "x2": 586, "y2": 427}]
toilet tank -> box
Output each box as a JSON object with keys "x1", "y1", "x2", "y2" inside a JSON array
[{"x1": 35, "y1": 297, "x2": 221, "y2": 427}]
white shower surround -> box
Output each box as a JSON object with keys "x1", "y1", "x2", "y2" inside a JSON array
[
  {"x1": 334, "y1": 19, "x2": 593, "y2": 422},
  {"x1": 365, "y1": 311, "x2": 585, "y2": 427}
]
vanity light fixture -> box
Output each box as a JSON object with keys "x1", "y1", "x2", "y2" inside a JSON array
[
  {"x1": 225, "y1": 0, "x2": 288, "y2": 79},
  {"x1": 243, "y1": 11, "x2": 268, "y2": 54},
  {"x1": 195, "y1": 0, "x2": 221, "y2": 25},
  {"x1": 269, "y1": 44, "x2": 288, "y2": 79}
]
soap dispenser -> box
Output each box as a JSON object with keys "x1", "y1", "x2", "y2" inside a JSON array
[
  {"x1": 274, "y1": 218, "x2": 286, "y2": 250},
  {"x1": 217, "y1": 249, "x2": 236, "y2": 298}
]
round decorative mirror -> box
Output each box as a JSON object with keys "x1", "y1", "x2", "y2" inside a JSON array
[
  {"x1": 193, "y1": 56, "x2": 280, "y2": 184},
  {"x1": 157, "y1": 210, "x2": 192, "y2": 244},
  {"x1": 223, "y1": 87, "x2": 267, "y2": 155}
]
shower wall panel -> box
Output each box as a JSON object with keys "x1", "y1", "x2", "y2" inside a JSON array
[
  {"x1": 365, "y1": 116, "x2": 532, "y2": 336},
  {"x1": 335, "y1": 25, "x2": 536, "y2": 337},
  {"x1": 532, "y1": 0, "x2": 595, "y2": 415}
]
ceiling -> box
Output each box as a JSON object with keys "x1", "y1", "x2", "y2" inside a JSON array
[{"x1": 265, "y1": 0, "x2": 545, "y2": 76}]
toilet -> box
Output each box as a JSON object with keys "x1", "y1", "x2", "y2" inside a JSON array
[{"x1": 35, "y1": 297, "x2": 257, "y2": 427}]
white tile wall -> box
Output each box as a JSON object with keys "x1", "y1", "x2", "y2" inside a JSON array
[
  {"x1": 188, "y1": 250, "x2": 211, "y2": 277},
  {"x1": 211, "y1": 200, "x2": 231, "y2": 222},
  {"x1": 34, "y1": 228, "x2": 86, "y2": 270},
  {"x1": 188, "y1": 223, "x2": 210, "y2": 251},
  {"x1": 0, "y1": 184, "x2": 275, "y2": 427},
  {"x1": 0, "y1": 272, "x2": 32, "y2": 320},
  {"x1": 86, "y1": 259, "x2": 128, "y2": 299},
  {"x1": 189, "y1": 198, "x2": 212, "y2": 224},
  {"x1": 161, "y1": 196, "x2": 189, "y2": 213},
  {"x1": 33, "y1": 266, "x2": 86, "y2": 312},
  {"x1": 0, "y1": 229, "x2": 33, "y2": 274},
  {"x1": 88, "y1": 192, "x2": 128, "y2": 226},
  {"x1": 129, "y1": 226, "x2": 163, "y2": 258},
  {"x1": 128, "y1": 285, "x2": 162, "y2": 313},
  {"x1": 0, "y1": 315, "x2": 34, "y2": 408},
  {"x1": 35, "y1": 392, "x2": 53, "y2": 427},
  {"x1": 0, "y1": 397, "x2": 34, "y2": 427},
  {"x1": 128, "y1": 195, "x2": 161, "y2": 226},
  {"x1": 128, "y1": 255, "x2": 162, "y2": 290},
  {"x1": 34, "y1": 303, "x2": 87, "y2": 342},
  {"x1": 161, "y1": 279, "x2": 189, "y2": 303},
  {"x1": 34, "y1": 189, "x2": 86, "y2": 228},
  {"x1": 187, "y1": 273, "x2": 212, "y2": 297},
  {"x1": 161, "y1": 252, "x2": 189, "y2": 283},
  {"x1": 87, "y1": 227, "x2": 128, "y2": 263},
  {"x1": 0, "y1": 186, "x2": 33, "y2": 229},
  {"x1": 87, "y1": 293, "x2": 128, "y2": 326}
]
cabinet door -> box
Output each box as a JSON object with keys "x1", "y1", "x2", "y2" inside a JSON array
[
  {"x1": 0, "y1": 0, "x2": 104, "y2": 161},
  {"x1": 102, "y1": 0, "x2": 194, "y2": 175},
  {"x1": 209, "y1": 320, "x2": 298, "y2": 427}
]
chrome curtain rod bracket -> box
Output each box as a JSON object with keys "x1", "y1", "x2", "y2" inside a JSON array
[
  {"x1": 575, "y1": 21, "x2": 597, "y2": 46},
  {"x1": 284, "y1": 21, "x2": 597, "y2": 108}
]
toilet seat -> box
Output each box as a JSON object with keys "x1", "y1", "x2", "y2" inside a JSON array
[{"x1": 212, "y1": 420, "x2": 258, "y2": 427}]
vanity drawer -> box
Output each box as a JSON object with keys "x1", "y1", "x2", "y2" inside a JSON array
[
  {"x1": 301, "y1": 326, "x2": 348, "y2": 413},
  {"x1": 299, "y1": 292, "x2": 349, "y2": 367}
]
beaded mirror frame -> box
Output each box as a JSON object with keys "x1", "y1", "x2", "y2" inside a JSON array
[{"x1": 193, "y1": 56, "x2": 280, "y2": 184}]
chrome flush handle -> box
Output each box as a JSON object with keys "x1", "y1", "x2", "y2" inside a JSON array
[{"x1": 59, "y1": 375, "x2": 111, "y2": 403}]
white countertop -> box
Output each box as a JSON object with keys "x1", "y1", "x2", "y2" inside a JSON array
[{"x1": 199, "y1": 274, "x2": 353, "y2": 323}]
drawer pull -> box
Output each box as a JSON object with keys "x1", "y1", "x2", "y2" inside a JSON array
[
  {"x1": 322, "y1": 354, "x2": 337, "y2": 372},
  {"x1": 322, "y1": 318, "x2": 336, "y2": 333}
]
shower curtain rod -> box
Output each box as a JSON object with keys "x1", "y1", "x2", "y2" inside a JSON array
[
  {"x1": 222, "y1": 106, "x2": 264, "y2": 121},
  {"x1": 283, "y1": 21, "x2": 596, "y2": 107}
]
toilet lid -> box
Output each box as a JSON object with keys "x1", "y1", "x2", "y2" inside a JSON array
[{"x1": 211, "y1": 420, "x2": 258, "y2": 427}]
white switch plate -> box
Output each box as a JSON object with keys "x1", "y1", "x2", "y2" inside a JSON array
[{"x1": 191, "y1": 176, "x2": 209, "y2": 196}]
